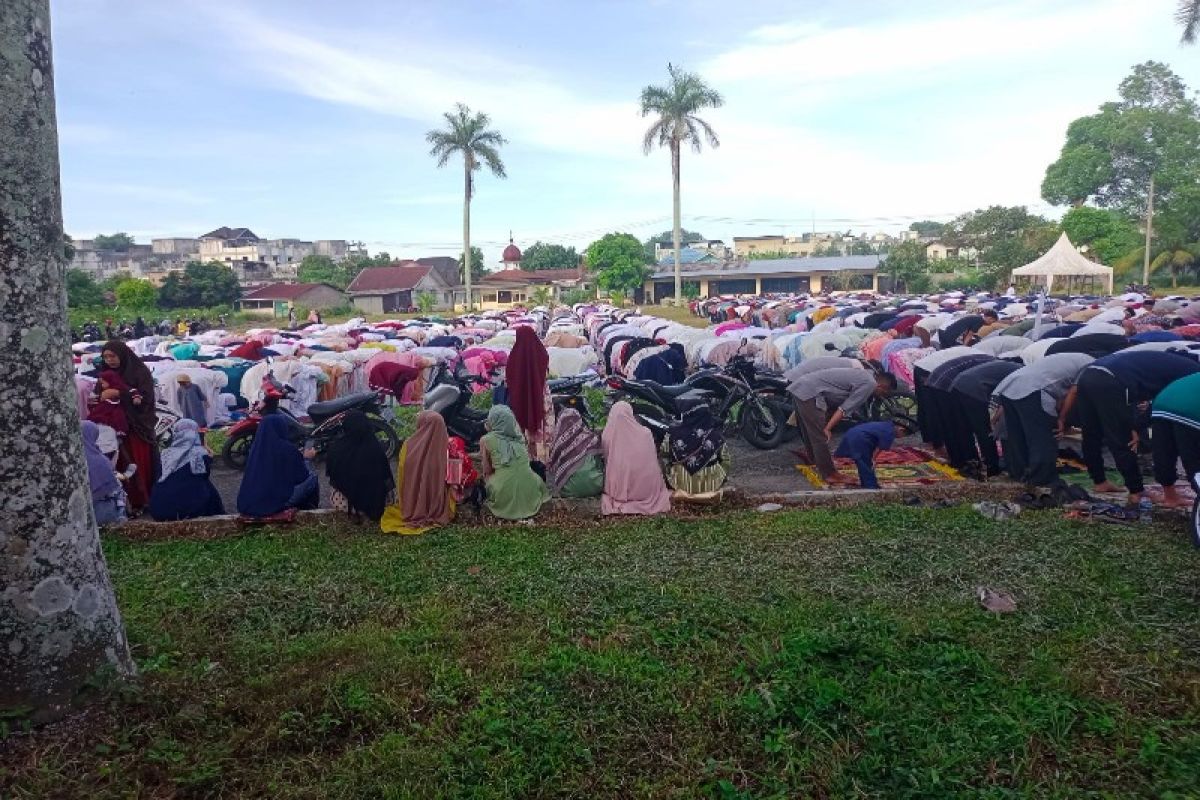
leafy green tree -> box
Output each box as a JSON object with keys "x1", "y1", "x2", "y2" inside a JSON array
[
  {"x1": 415, "y1": 291, "x2": 437, "y2": 313},
  {"x1": 643, "y1": 229, "x2": 704, "y2": 261},
  {"x1": 298, "y1": 254, "x2": 347, "y2": 288},
  {"x1": 908, "y1": 220, "x2": 946, "y2": 238},
  {"x1": 848, "y1": 240, "x2": 876, "y2": 256},
  {"x1": 640, "y1": 63, "x2": 723, "y2": 303},
  {"x1": 185, "y1": 260, "x2": 240, "y2": 306},
  {"x1": 158, "y1": 261, "x2": 240, "y2": 308},
  {"x1": 586, "y1": 233, "x2": 651, "y2": 294},
  {"x1": 92, "y1": 232, "x2": 134, "y2": 251},
  {"x1": 520, "y1": 242, "x2": 579, "y2": 271},
  {"x1": 529, "y1": 286, "x2": 553, "y2": 308},
  {"x1": 113, "y1": 278, "x2": 158, "y2": 308},
  {"x1": 459, "y1": 246, "x2": 487, "y2": 282},
  {"x1": 1041, "y1": 62, "x2": 1200, "y2": 282},
  {"x1": 65, "y1": 269, "x2": 103, "y2": 307},
  {"x1": 1060, "y1": 206, "x2": 1141, "y2": 264},
  {"x1": 940, "y1": 205, "x2": 1059, "y2": 286},
  {"x1": 427, "y1": 103, "x2": 507, "y2": 310},
  {"x1": 882, "y1": 241, "x2": 928, "y2": 292}
]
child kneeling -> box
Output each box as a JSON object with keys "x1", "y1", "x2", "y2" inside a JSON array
[{"x1": 834, "y1": 421, "x2": 906, "y2": 490}]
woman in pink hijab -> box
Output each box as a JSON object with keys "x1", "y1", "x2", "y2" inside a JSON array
[{"x1": 600, "y1": 401, "x2": 671, "y2": 515}]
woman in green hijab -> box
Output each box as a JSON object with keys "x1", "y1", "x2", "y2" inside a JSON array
[{"x1": 480, "y1": 405, "x2": 550, "y2": 520}]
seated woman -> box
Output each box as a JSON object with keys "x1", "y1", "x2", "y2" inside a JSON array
[
  {"x1": 664, "y1": 399, "x2": 729, "y2": 501},
  {"x1": 149, "y1": 420, "x2": 225, "y2": 520},
  {"x1": 82, "y1": 421, "x2": 127, "y2": 526},
  {"x1": 545, "y1": 408, "x2": 604, "y2": 498},
  {"x1": 326, "y1": 410, "x2": 396, "y2": 523},
  {"x1": 381, "y1": 411, "x2": 454, "y2": 534},
  {"x1": 236, "y1": 414, "x2": 319, "y2": 519},
  {"x1": 601, "y1": 401, "x2": 671, "y2": 515},
  {"x1": 479, "y1": 405, "x2": 549, "y2": 521}
]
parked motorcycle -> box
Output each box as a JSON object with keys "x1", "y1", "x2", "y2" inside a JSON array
[
  {"x1": 423, "y1": 362, "x2": 494, "y2": 449},
  {"x1": 548, "y1": 374, "x2": 597, "y2": 423},
  {"x1": 221, "y1": 371, "x2": 399, "y2": 470},
  {"x1": 607, "y1": 355, "x2": 783, "y2": 449}
]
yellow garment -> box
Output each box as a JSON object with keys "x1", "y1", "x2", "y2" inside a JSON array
[
  {"x1": 379, "y1": 442, "x2": 455, "y2": 535},
  {"x1": 360, "y1": 341, "x2": 398, "y2": 353},
  {"x1": 812, "y1": 307, "x2": 835, "y2": 324}
]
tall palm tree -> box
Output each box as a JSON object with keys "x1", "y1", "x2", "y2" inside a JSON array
[
  {"x1": 640, "y1": 63, "x2": 723, "y2": 303},
  {"x1": 427, "y1": 104, "x2": 507, "y2": 311},
  {"x1": 1180, "y1": 0, "x2": 1200, "y2": 42}
]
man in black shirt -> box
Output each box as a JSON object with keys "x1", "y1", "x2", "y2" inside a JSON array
[{"x1": 1061, "y1": 350, "x2": 1200, "y2": 502}]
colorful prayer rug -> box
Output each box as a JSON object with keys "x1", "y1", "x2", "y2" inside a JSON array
[{"x1": 796, "y1": 459, "x2": 963, "y2": 489}]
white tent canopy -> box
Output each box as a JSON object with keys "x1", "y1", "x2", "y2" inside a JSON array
[{"x1": 1011, "y1": 233, "x2": 1114, "y2": 294}]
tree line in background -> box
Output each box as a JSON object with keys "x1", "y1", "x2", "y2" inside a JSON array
[{"x1": 66, "y1": 260, "x2": 241, "y2": 310}]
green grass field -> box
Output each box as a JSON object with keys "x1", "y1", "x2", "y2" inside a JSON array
[{"x1": 3, "y1": 504, "x2": 1199, "y2": 798}]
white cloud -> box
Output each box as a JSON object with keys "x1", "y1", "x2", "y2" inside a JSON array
[
  {"x1": 66, "y1": 181, "x2": 213, "y2": 206},
  {"x1": 200, "y1": 5, "x2": 645, "y2": 160},
  {"x1": 705, "y1": 0, "x2": 1145, "y2": 99}
]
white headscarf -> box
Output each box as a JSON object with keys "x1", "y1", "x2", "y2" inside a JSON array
[{"x1": 158, "y1": 419, "x2": 209, "y2": 481}]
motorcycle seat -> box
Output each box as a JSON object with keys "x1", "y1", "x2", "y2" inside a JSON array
[
  {"x1": 307, "y1": 391, "x2": 378, "y2": 420},
  {"x1": 641, "y1": 380, "x2": 693, "y2": 400}
]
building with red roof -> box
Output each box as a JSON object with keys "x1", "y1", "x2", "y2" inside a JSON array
[
  {"x1": 237, "y1": 282, "x2": 345, "y2": 317},
  {"x1": 347, "y1": 261, "x2": 457, "y2": 314}
]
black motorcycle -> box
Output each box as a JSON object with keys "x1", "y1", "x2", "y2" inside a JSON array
[
  {"x1": 221, "y1": 374, "x2": 399, "y2": 470},
  {"x1": 423, "y1": 362, "x2": 494, "y2": 449},
  {"x1": 607, "y1": 355, "x2": 783, "y2": 449}
]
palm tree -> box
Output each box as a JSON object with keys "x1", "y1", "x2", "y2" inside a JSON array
[
  {"x1": 1180, "y1": 0, "x2": 1199, "y2": 42},
  {"x1": 427, "y1": 104, "x2": 507, "y2": 311},
  {"x1": 640, "y1": 64, "x2": 723, "y2": 304}
]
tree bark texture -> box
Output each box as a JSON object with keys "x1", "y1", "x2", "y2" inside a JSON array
[{"x1": 0, "y1": 0, "x2": 133, "y2": 722}]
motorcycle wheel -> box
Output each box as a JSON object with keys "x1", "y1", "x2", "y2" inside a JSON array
[
  {"x1": 740, "y1": 399, "x2": 784, "y2": 450},
  {"x1": 764, "y1": 396, "x2": 800, "y2": 443},
  {"x1": 222, "y1": 429, "x2": 255, "y2": 470},
  {"x1": 367, "y1": 415, "x2": 402, "y2": 460}
]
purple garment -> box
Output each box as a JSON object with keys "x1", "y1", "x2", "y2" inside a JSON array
[{"x1": 82, "y1": 420, "x2": 120, "y2": 501}]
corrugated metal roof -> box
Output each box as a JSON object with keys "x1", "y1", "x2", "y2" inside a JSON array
[
  {"x1": 347, "y1": 265, "x2": 432, "y2": 293},
  {"x1": 657, "y1": 248, "x2": 716, "y2": 266},
  {"x1": 240, "y1": 282, "x2": 333, "y2": 301},
  {"x1": 649, "y1": 254, "x2": 884, "y2": 280}
]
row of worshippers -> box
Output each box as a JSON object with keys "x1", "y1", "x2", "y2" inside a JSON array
[
  {"x1": 83, "y1": 327, "x2": 729, "y2": 529},
  {"x1": 914, "y1": 340, "x2": 1200, "y2": 506},
  {"x1": 781, "y1": 344, "x2": 1200, "y2": 505}
]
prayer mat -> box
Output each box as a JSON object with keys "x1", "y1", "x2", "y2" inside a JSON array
[{"x1": 797, "y1": 459, "x2": 963, "y2": 489}]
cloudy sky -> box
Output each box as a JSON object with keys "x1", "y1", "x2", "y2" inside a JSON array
[{"x1": 52, "y1": 0, "x2": 1196, "y2": 267}]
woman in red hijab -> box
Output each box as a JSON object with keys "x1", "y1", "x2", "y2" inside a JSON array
[
  {"x1": 505, "y1": 325, "x2": 554, "y2": 461},
  {"x1": 99, "y1": 340, "x2": 158, "y2": 511}
]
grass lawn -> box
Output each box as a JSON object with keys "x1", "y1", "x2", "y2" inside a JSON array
[
  {"x1": 639, "y1": 302, "x2": 709, "y2": 328},
  {"x1": 3, "y1": 505, "x2": 1199, "y2": 798}
]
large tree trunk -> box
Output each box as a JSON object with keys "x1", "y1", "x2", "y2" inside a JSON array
[
  {"x1": 671, "y1": 139, "x2": 682, "y2": 304},
  {"x1": 462, "y1": 161, "x2": 472, "y2": 311},
  {"x1": 0, "y1": 0, "x2": 133, "y2": 723}
]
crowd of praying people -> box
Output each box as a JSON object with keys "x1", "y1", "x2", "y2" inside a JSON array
[{"x1": 77, "y1": 285, "x2": 1200, "y2": 533}]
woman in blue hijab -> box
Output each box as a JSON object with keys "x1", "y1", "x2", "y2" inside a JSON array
[
  {"x1": 149, "y1": 419, "x2": 225, "y2": 520},
  {"x1": 236, "y1": 414, "x2": 319, "y2": 517}
]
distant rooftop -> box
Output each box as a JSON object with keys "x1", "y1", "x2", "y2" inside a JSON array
[{"x1": 648, "y1": 254, "x2": 884, "y2": 280}]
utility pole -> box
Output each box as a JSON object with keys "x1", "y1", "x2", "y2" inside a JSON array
[{"x1": 1142, "y1": 174, "x2": 1155, "y2": 286}]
